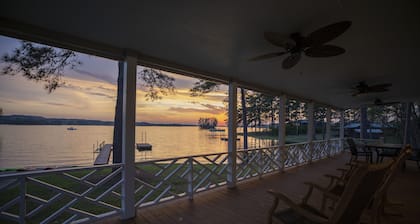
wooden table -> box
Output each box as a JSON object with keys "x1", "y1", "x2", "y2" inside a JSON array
[{"x1": 365, "y1": 143, "x2": 403, "y2": 163}]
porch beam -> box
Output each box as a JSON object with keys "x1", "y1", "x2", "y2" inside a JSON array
[
  {"x1": 121, "y1": 55, "x2": 137, "y2": 220},
  {"x1": 227, "y1": 81, "x2": 237, "y2": 188}
]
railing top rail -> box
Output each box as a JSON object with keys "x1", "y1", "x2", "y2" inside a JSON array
[
  {"x1": 137, "y1": 146, "x2": 282, "y2": 164},
  {"x1": 285, "y1": 141, "x2": 310, "y2": 146},
  {"x1": 0, "y1": 163, "x2": 124, "y2": 179}
]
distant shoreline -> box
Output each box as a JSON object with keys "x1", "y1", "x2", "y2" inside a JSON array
[{"x1": 0, "y1": 115, "x2": 196, "y2": 127}]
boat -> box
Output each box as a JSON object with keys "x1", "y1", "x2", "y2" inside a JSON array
[
  {"x1": 67, "y1": 127, "x2": 77, "y2": 131},
  {"x1": 209, "y1": 128, "x2": 225, "y2": 132}
]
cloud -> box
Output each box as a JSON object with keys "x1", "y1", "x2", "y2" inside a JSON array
[
  {"x1": 199, "y1": 103, "x2": 226, "y2": 114},
  {"x1": 168, "y1": 104, "x2": 225, "y2": 114},
  {"x1": 86, "y1": 91, "x2": 115, "y2": 99},
  {"x1": 0, "y1": 98, "x2": 17, "y2": 104},
  {"x1": 62, "y1": 83, "x2": 115, "y2": 99},
  {"x1": 44, "y1": 102, "x2": 71, "y2": 107},
  {"x1": 74, "y1": 69, "x2": 116, "y2": 84}
]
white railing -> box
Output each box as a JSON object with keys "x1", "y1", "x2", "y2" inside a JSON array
[
  {"x1": 0, "y1": 164, "x2": 123, "y2": 224},
  {"x1": 133, "y1": 138, "x2": 344, "y2": 208},
  {"x1": 0, "y1": 138, "x2": 344, "y2": 223}
]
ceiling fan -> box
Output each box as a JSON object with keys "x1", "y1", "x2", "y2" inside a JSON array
[
  {"x1": 352, "y1": 81, "x2": 392, "y2": 96},
  {"x1": 250, "y1": 21, "x2": 352, "y2": 69}
]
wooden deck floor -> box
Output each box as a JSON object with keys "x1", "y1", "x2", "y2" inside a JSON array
[{"x1": 98, "y1": 153, "x2": 420, "y2": 224}]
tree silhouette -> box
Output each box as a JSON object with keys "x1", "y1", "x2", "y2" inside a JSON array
[{"x1": 2, "y1": 41, "x2": 81, "y2": 92}]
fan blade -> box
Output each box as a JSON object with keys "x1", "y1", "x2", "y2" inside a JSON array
[
  {"x1": 264, "y1": 32, "x2": 296, "y2": 49},
  {"x1": 306, "y1": 21, "x2": 352, "y2": 46},
  {"x1": 249, "y1": 52, "x2": 286, "y2": 61},
  {"x1": 304, "y1": 45, "x2": 345, "y2": 57},
  {"x1": 282, "y1": 53, "x2": 301, "y2": 69}
]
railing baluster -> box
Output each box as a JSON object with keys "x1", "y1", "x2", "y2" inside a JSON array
[
  {"x1": 187, "y1": 157, "x2": 194, "y2": 200},
  {"x1": 258, "y1": 150, "x2": 263, "y2": 179},
  {"x1": 19, "y1": 176, "x2": 26, "y2": 224}
]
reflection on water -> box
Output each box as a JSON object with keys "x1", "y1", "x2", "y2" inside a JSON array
[{"x1": 0, "y1": 125, "x2": 276, "y2": 168}]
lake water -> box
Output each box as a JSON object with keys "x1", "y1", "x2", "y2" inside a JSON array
[{"x1": 0, "y1": 125, "x2": 276, "y2": 169}]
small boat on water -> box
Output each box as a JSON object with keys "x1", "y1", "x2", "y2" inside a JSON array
[{"x1": 67, "y1": 127, "x2": 77, "y2": 131}]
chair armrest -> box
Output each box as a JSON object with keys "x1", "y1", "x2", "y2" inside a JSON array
[
  {"x1": 303, "y1": 182, "x2": 340, "y2": 201},
  {"x1": 324, "y1": 174, "x2": 345, "y2": 188},
  {"x1": 267, "y1": 189, "x2": 329, "y2": 224}
]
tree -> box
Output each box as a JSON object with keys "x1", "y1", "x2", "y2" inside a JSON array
[
  {"x1": 198, "y1": 117, "x2": 218, "y2": 129},
  {"x1": 190, "y1": 80, "x2": 249, "y2": 149},
  {"x1": 2, "y1": 41, "x2": 81, "y2": 92},
  {"x1": 2, "y1": 40, "x2": 176, "y2": 164}
]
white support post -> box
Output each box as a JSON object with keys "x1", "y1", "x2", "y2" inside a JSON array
[
  {"x1": 278, "y1": 95, "x2": 287, "y2": 172},
  {"x1": 227, "y1": 81, "x2": 237, "y2": 189},
  {"x1": 326, "y1": 107, "x2": 332, "y2": 157},
  {"x1": 121, "y1": 55, "x2": 137, "y2": 220},
  {"x1": 360, "y1": 106, "x2": 368, "y2": 140},
  {"x1": 326, "y1": 107, "x2": 331, "y2": 140},
  {"x1": 340, "y1": 110, "x2": 345, "y2": 151},
  {"x1": 403, "y1": 102, "x2": 412, "y2": 146},
  {"x1": 307, "y1": 102, "x2": 315, "y2": 163}
]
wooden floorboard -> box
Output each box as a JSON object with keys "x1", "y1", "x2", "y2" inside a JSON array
[{"x1": 97, "y1": 153, "x2": 420, "y2": 224}]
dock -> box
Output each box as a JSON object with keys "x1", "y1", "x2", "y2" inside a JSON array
[
  {"x1": 136, "y1": 143, "x2": 152, "y2": 151},
  {"x1": 220, "y1": 137, "x2": 240, "y2": 141},
  {"x1": 94, "y1": 144, "x2": 113, "y2": 165}
]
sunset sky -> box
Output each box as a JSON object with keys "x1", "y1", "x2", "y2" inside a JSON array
[{"x1": 0, "y1": 35, "x2": 228, "y2": 125}]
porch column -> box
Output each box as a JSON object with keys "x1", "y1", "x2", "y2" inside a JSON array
[
  {"x1": 360, "y1": 106, "x2": 368, "y2": 139},
  {"x1": 326, "y1": 107, "x2": 332, "y2": 156},
  {"x1": 403, "y1": 102, "x2": 412, "y2": 146},
  {"x1": 326, "y1": 107, "x2": 331, "y2": 140},
  {"x1": 121, "y1": 55, "x2": 137, "y2": 219},
  {"x1": 340, "y1": 110, "x2": 345, "y2": 151},
  {"x1": 278, "y1": 94, "x2": 287, "y2": 172},
  {"x1": 227, "y1": 81, "x2": 237, "y2": 188},
  {"x1": 307, "y1": 102, "x2": 315, "y2": 163}
]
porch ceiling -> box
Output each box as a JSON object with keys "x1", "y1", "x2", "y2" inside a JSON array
[{"x1": 1, "y1": 0, "x2": 420, "y2": 108}]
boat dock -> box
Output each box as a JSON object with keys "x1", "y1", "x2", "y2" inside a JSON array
[
  {"x1": 94, "y1": 144, "x2": 113, "y2": 165},
  {"x1": 136, "y1": 143, "x2": 152, "y2": 151}
]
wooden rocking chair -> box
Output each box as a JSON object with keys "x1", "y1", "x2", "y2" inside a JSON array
[
  {"x1": 267, "y1": 160, "x2": 393, "y2": 224},
  {"x1": 368, "y1": 146, "x2": 412, "y2": 224}
]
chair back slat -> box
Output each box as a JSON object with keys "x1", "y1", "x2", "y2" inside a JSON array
[{"x1": 329, "y1": 160, "x2": 393, "y2": 224}]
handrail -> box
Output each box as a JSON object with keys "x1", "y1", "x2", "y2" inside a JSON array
[{"x1": 0, "y1": 163, "x2": 123, "y2": 178}]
